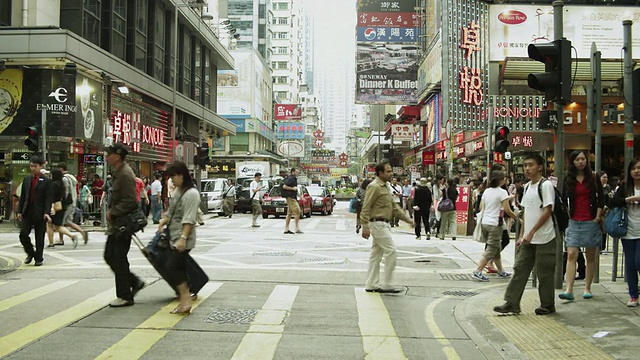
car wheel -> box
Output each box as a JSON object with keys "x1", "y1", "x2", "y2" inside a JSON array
[
  {"x1": 262, "y1": 214, "x2": 268, "y2": 219},
  {"x1": 218, "y1": 212, "x2": 225, "y2": 216},
  {"x1": 275, "y1": 215, "x2": 280, "y2": 219},
  {"x1": 306, "y1": 209, "x2": 311, "y2": 218}
]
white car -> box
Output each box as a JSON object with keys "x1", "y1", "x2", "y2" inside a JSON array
[{"x1": 201, "y1": 178, "x2": 227, "y2": 214}]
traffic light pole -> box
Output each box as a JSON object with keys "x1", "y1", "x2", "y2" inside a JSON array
[
  {"x1": 553, "y1": 0, "x2": 565, "y2": 290},
  {"x1": 623, "y1": 20, "x2": 634, "y2": 176}
]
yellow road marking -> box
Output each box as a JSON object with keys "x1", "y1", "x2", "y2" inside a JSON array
[
  {"x1": 425, "y1": 297, "x2": 460, "y2": 360},
  {"x1": 95, "y1": 282, "x2": 222, "y2": 360},
  {"x1": 354, "y1": 288, "x2": 407, "y2": 360},
  {"x1": 0, "y1": 288, "x2": 114, "y2": 358},
  {"x1": 231, "y1": 285, "x2": 299, "y2": 360},
  {"x1": 0, "y1": 280, "x2": 78, "y2": 313}
]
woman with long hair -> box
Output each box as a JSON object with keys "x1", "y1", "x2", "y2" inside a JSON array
[
  {"x1": 355, "y1": 179, "x2": 371, "y2": 233},
  {"x1": 50, "y1": 169, "x2": 78, "y2": 248},
  {"x1": 156, "y1": 161, "x2": 200, "y2": 315},
  {"x1": 600, "y1": 171, "x2": 611, "y2": 253},
  {"x1": 610, "y1": 158, "x2": 640, "y2": 306},
  {"x1": 472, "y1": 170, "x2": 516, "y2": 281},
  {"x1": 559, "y1": 150, "x2": 604, "y2": 301}
]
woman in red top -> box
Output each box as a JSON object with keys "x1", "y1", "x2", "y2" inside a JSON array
[{"x1": 559, "y1": 150, "x2": 604, "y2": 301}]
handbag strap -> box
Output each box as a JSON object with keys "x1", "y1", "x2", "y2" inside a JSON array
[{"x1": 166, "y1": 189, "x2": 188, "y2": 226}]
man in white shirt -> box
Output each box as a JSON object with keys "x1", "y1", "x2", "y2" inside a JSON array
[
  {"x1": 150, "y1": 173, "x2": 163, "y2": 224},
  {"x1": 222, "y1": 179, "x2": 236, "y2": 218},
  {"x1": 390, "y1": 177, "x2": 403, "y2": 227},
  {"x1": 494, "y1": 153, "x2": 557, "y2": 316},
  {"x1": 249, "y1": 173, "x2": 265, "y2": 227}
]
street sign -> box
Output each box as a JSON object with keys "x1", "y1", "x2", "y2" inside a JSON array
[
  {"x1": 84, "y1": 154, "x2": 104, "y2": 164},
  {"x1": 12, "y1": 152, "x2": 32, "y2": 161}
]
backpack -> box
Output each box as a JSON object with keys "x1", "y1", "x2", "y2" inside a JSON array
[{"x1": 525, "y1": 178, "x2": 569, "y2": 230}]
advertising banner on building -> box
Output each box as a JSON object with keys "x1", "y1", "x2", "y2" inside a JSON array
[
  {"x1": 358, "y1": 0, "x2": 414, "y2": 12},
  {"x1": 276, "y1": 122, "x2": 305, "y2": 139},
  {"x1": 423, "y1": 94, "x2": 441, "y2": 146},
  {"x1": 277, "y1": 140, "x2": 304, "y2": 158},
  {"x1": 417, "y1": 35, "x2": 442, "y2": 101},
  {"x1": 274, "y1": 104, "x2": 302, "y2": 120},
  {"x1": 391, "y1": 124, "x2": 413, "y2": 141},
  {"x1": 489, "y1": 5, "x2": 640, "y2": 61},
  {"x1": 75, "y1": 74, "x2": 104, "y2": 143},
  {"x1": 217, "y1": 52, "x2": 252, "y2": 117},
  {"x1": 311, "y1": 149, "x2": 336, "y2": 162},
  {"x1": 357, "y1": 27, "x2": 419, "y2": 42}
]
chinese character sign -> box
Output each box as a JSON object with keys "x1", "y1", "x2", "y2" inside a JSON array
[
  {"x1": 391, "y1": 125, "x2": 414, "y2": 141},
  {"x1": 277, "y1": 123, "x2": 305, "y2": 139},
  {"x1": 274, "y1": 104, "x2": 302, "y2": 120},
  {"x1": 456, "y1": 185, "x2": 471, "y2": 223}
]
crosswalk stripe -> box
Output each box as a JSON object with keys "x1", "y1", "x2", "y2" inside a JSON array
[
  {"x1": 336, "y1": 219, "x2": 346, "y2": 231},
  {"x1": 354, "y1": 288, "x2": 407, "y2": 359},
  {"x1": 0, "y1": 288, "x2": 114, "y2": 358},
  {"x1": 0, "y1": 280, "x2": 78, "y2": 313},
  {"x1": 95, "y1": 282, "x2": 222, "y2": 360},
  {"x1": 231, "y1": 285, "x2": 300, "y2": 360},
  {"x1": 303, "y1": 218, "x2": 321, "y2": 230}
]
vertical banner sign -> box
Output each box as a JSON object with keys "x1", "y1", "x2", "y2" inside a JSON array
[
  {"x1": 355, "y1": 0, "x2": 419, "y2": 105},
  {"x1": 456, "y1": 185, "x2": 471, "y2": 224}
]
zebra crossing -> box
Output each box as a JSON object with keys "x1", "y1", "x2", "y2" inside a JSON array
[
  {"x1": 210, "y1": 215, "x2": 357, "y2": 232},
  {"x1": 0, "y1": 278, "x2": 462, "y2": 360}
]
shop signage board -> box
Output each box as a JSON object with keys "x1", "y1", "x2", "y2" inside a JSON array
[
  {"x1": 83, "y1": 154, "x2": 103, "y2": 164},
  {"x1": 276, "y1": 122, "x2": 305, "y2": 139},
  {"x1": 456, "y1": 185, "x2": 471, "y2": 224},
  {"x1": 391, "y1": 124, "x2": 414, "y2": 141},
  {"x1": 490, "y1": 95, "x2": 545, "y2": 131},
  {"x1": 422, "y1": 151, "x2": 435, "y2": 165},
  {"x1": 357, "y1": 27, "x2": 419, "y2": 42},
  {"x1": 274, "y1": 104, "x2": 302, "y2": 121},
  {"x1": 277, "y1": 140, "x2": 304, "y2": 158}
]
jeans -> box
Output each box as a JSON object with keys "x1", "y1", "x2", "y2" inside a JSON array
[
  {"x1": 504, "y1": 238, "x2": 557, "y2": 309},
  {"x1": 150, "y1": 195, "x2": 162, "y2": 222},
  {"x1": 104, "y1": 231, "x2": 141, "y2": 301},
  {"x1": 621, "y1": 239, "x2": 640, "y2": 298},
  {"x1": 365, "y1": 222, "x2": 397, "y2": 290}
]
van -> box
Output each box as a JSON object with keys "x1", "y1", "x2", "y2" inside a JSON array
[{"x1": 201, "y1": 178, "x2": 227, "y2": 214}]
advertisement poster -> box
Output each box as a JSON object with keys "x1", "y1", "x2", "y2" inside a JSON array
[
  {"x1": 356, "y1": 43, "x2": 418, "y2": 104},
  {"x1": 217, "y1": 52, "x2": 252, "y2": 117},
  {"x1": 391, "y1": 124, "x2": 413, "y2": 141},
  {"x1": 489, "y1": 5, "x2": 640, "y2": 60},
  {"x1": 423, "y1": 94, "x2": 441, "y2": 146},
  {"x1": 456, "y1": 185, "x2": 471, "y2": 224},
  {"x1": 75, "y1": 74, "x2": 103, "y2": 143},
  {"x1": 357, "y1": 27, "x2": 419, "y2": 42},
  {"x1": 277, "y1": 140, "x2": 304, "y2": 158},
  {"x1": 274, "y1": 104, "x2": 302, "y2": 120}
]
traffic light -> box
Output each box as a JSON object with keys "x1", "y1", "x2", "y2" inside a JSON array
[
  {"x1": 198, "y1": 142, "x2": 210, "y2": 167},
  {"x1": 538, "y1": 110, "x2": 559, "y2": 130},
  {"x1": 527, "y1": 38, "x2": 572, "y2": 104},
  {"x1": 24, "y1": 126, "x2": 39, "y2": 152},
  {"x1": 494, "y1": 126, "x2": 510, "y2": 153}
]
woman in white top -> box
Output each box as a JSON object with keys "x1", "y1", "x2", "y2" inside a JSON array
[{"x1": 472, "y1": 170, "x2": 516, "y2": 282}]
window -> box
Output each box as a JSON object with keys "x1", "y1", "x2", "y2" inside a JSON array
[
  {"x1": 194, "y1": 40, "x2": 202, "y2": 103},
  {"x1": 275, "y1": 46, "x2": 288, "y2": 54},
  {"x1": 228, "y1": 0, "x2": 254, "y2": 16},
  {"x1": 133, "y1": 0, "x2": 148, "y2": 72},
  {"x1": 112, "y1": 0, "x2": 127, "y2": 60},
  {"x1": 276, "y1": 91, "x2": 289, "y2": 100},
  {"x1": 275, "y1": 32, "x2": 288, "y2": 39},
  {"x1": 273, "y1": 76, "x2": 288, "y2": 84},
  {"x1": 152, "y1": 2, "x2": 165, "y2": 82},
  {"x1": 271, "y1": 61, "x2": 288, "y2": 70},
  {"x1": 182, "y1": 29, "x2": 192, "y2": 97},
  {"x1": 275, "y1": 17, "x2": 288, "y2": 25},
  {"x1": 230, "y1": 133, "x2": 249, "y2": 152},
  {"x1": 204, "y1": 49, "x2": 211, "y2": 107},
  {"x1": 272, "y1": 2, "x2": 289, "y2": 10}
]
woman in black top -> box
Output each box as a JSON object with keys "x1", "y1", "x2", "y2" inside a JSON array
[
  {"x1": 438, "y1": 179, "x2": 459, "y2": 240},
  {"x1": 50, "y1": 169, "x2": 78, "y2": 248}
]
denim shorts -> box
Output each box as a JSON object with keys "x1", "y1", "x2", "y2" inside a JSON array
[{"x1": 564, "y1": 219, "x2": 603, "y2": 248}]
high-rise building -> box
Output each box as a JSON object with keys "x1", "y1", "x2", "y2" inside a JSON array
[
  {"x1": 219, "y1": 0, "x2": 272, "y2": 62},
  {"x1": 271, "y1": 0, "x2": 302, "y2": 104}
]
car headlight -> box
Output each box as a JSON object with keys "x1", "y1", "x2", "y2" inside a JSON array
[
  {"x1": 263, "y1": 200, "x2": 271, "y2": 206},
  {"x1": 314, "y1": 200, "x2": 323, "y2": 205}
]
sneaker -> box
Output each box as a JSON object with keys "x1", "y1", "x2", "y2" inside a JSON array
[
  {"x1": 251, "y1": 224, "x2": 260, "y2": 228},
  {"x1": 295, "y1": 230, "x2": 304, "y2": 234},
  {"x1": 497, "y1": 271, "x2": 512, "y2": 278},
  {"x1": 627, "y1": 298, "x2": 638, "y2": 307},
  {"x1": 493, "y1": 302, "x2": 521, "y2": 314},
  {"x1": 426, "y1": 233, "x2": 431, "y2": 240},
  {"x1": 472, "y1": 271, "x2": 489, "y2": 282},
  {"x1": 71, "y1": 235, "x2": 78, "y2": 249},
  {"x1": 82, "y1": 230, "x2": 89, "y2": 244},
  {"x1": 415, "y1": 236, "x2": 421, "y2": 240},
  {"x1": 109, "y1": 298, "x2": 134, "y2": 307},
  {"x1": 534, "y1": 305, "x2": 556, "y2": 315}
]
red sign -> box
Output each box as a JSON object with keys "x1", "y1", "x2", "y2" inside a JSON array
[
  {"x1": 112, "y1": 110, "x2": 167, "y2": 154},
  {"x1": 472, "y1": 141, "x2": 484, "y2": 152},
  {"x1": 436, "y1": 141, "x2": 446, "y2": 151},
  {"x1": 459, "y1": 21, "x2": 481, "y2": 60},
  {"x1": 497, "y1": 10, "x2": 527, "y2": 25},
  {"x1": 274, "y1": 104, "x2": 302, "y2": 120},
  {"x1": 454, "y1": 132, "x2": 465, "y2": 144},
  {"x1": 454, "y1": 146, "x2": 466, "y2": 158},
  {"x1": 422, "y1": 151, "x2": 435, "y2": 165},
  {"x1": 357, "y1": 12, "x2": 418, "y2": 27},
  {"x1": 459, "y1": 66, "x2": 483, "y2": 106},
  {"x1": 494, "y1": 153, "x2": 504, "y2": 163},
  {"x1": 456, "y1": 185, "x2": 471, "y2": 223}
]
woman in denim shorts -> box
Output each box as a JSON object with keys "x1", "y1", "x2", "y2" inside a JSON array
[{"x1": 559, "y1": 150, "x2": 604, "y2": 301}]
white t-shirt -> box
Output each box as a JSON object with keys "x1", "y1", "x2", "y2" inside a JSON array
[
  {"x1": 481, "y1": 187, "x2": 509, "y2": 227},
  {"x1": 151, "y1": 180, "x2": 162, "y2": 196},
  {"x1": 390, "y1": 184, "x2": 402, "y2": 203},
  {"x1": 250, "y1": 180, "x2": 265, "y2": 200},
  {"x1": 622, "y1": 188, "x2": 640, "y2": 240},
  {"x1": 521, "y1": 179, "x2": 556, "y2": 244}
]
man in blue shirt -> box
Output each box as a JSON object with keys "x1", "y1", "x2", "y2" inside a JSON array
[{"x1": 402, "y1": 178, "x2": 413, "y2": 218}]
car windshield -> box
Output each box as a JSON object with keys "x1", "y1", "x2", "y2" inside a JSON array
[
  {"x1": 269, "y1": 186, "x2": 283, "y2": 197},
  {"x1": 201, "y1": 180, "x2": 224, "y2": 192},
  {"x1": 307, "y1": 187, "x2": 324, "y2": 197}
]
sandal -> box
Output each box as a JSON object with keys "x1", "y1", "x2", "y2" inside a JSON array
[
  {"x1": 170, "y1": 304, "x2": 191, "y2": 315},
  {"x1": 53, "y1": 242, "x2": 64, "y2": 246}
]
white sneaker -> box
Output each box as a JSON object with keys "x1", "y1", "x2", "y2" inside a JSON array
[
  {"x1": 627, "y1": 298, "x2": 638, "y2": 307},
  {"x1": 109, "y1": 298, "x2": 134, "y2": 307}
]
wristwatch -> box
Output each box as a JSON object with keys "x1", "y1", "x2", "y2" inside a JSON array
[{"x1": 180, "y1": 234, "x2": 188, "y2": 240}]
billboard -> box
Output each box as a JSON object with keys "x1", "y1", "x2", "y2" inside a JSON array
[
  {"x1": 76, "y1": 74, "x2": 104, "y2": 143},
  {"x1": 277, "y1": 140, "x2": 304, "y2": 158},
  {"x1": 423, "y1": 94, "x2": 441, "y2": 146},
  {"x1": 489, "y1": 5, "x2": 640, "y2": 61},
  {"x1": 274, "y1": 104, "x2": 302, "y2": 120},
  {"x1": 391, "y1": 124, "x2": 413, "y2": 141},
  {"x1": 276, "y1": 122, "x2": 305, "y2": 139},
  {"x1": 357, "y1": 27, "x2": 419, "y2": 42}
]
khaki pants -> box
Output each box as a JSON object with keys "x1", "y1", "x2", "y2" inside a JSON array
[
  {"x1": 251, "y1": 200, "x2": 262, "y2": 226},
  {"x1": 365, "y1": 222, "x2": 397, "y2": 290},
  {"x1": 504, "y1": 237, "x2": 557, "y2": 309},
  {"x1": 438, "y1": 210, "x2": 457, "y2": 238}
]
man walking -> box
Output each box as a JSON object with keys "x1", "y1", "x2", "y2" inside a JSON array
[
  {"x1": 18, "y1": 156, "x2": 53, "y2": 266},
  {"x1": 103, "y1": 143, "x2": 145, "y2": 307},
  {"x1": 135, "y1": 175, "x2": 150, "y2": 212},
  {"x1": 283, "y1": 168, "x2": 302, "y2": 234},
  {"x1": 414, "y1": 178, "x2": 433, "y2": 240},
  {"x1": 150, "y1": 173, "x2": 163, "y2": 224},
  {"x1": 494, "y1": 153, "x2": 557, "y2": 315},
  {"x1": 390, "y1": 177, "x2": 403, "y2": 227},
  {"x1": 250, "y1": 173, "x2": 265, "y2": 227},
  {"x1": 58, "y1": 163, "x2": 89, "y2": 244},
  {"x1": 222, "y1": 179, "x2": 236, "y2": 218},
  {"x1": 402, "y1": 178, "x2": 413, "y2": 219},
  {"x1": 360, "y1": 161, "x2": 414, "y2": 293}
]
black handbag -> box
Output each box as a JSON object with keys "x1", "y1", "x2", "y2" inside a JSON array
[
  {"x1": 155, "y1": 190, "x2": 187, "y2": 246},
  {"x1": 115, "y1": 209, "x2": 148, "y2": 234}
]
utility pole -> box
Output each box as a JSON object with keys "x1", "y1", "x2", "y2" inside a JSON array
[
  {"x1": 623, "y1": 20, "x2": 634, "y2": 173},
  {"x1": 552, "y1": 0, "x2": 565, "y2": 290},
  {"x1": 588, "y1": 43, "x2": 603, "y2": 284}
]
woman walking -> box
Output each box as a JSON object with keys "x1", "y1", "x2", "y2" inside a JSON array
[
  {"x1": 355, "y1": 179, "x2": 370, "y2": 234},
  {"x1": 156, "y1": 161, "x2": 200, "y2": 315},
  {"x1": 559, "y1": 150, "x2": 604, "y2": 301},
  {"x1": 79, "y1": 179, "x2": 91, "y2": 225},
  {"x1": 472, "y1": 171, "x2": 516, "y2": 281},
  {"x1": 610, "y1": 159, "x2": 640, "y2": 306},
  {"x1": 50, "y1": 169, "x2": 78, "y2": 248},
  {"x1": 438, "y1": 178, "x2": 459, "y2": 240},
  {"x1": 600, "y1": 171, "x2": 612, "y2": 254}
]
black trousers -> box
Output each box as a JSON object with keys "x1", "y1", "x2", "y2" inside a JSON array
[
  {"x1": 165, "y1": 249, "x2": 191, "y2": 288},
  {"x1": 104, "y1": 231, "x2": 141, "y2": 301},
  {"x1": 19, "y1": 207, "x2": 47, "y2": 262},
  {"x1": 414, "y1": 209, "x2": 430, "y2": 236}
]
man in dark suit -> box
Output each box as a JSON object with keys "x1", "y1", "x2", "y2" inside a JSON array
[
  {"x1": 413, "y1": 177, "x2": 433, "y2": 240},
  {"x1": 18, "y1": 156, "x2": 53, "y2": 266}
]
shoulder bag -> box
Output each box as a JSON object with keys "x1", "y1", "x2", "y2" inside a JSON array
[
  {"x1": 437, "y1": 188, "x2": 455, "y2": 212},
  {"x1": 604, "y1": 206, "x2": 628, "y2": 238},
  {"x1": 473, "y1": 211, "x2": 486, "y2": 243},
  {"x1": 155, "y1": 189, "x2": 189, "y2": 247}
]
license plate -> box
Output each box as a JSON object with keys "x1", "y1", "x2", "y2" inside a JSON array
[{"x1": 276, "y1": 207, "x2": 284, "y2": 213}]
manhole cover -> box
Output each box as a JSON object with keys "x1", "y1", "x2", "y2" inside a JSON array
[
  {"x1": 439, "y1": 273, "x2": 475, "y2": 281},
  {"x1": 252, "y1": 251, "x2": 296, "y2": 256},
  {"x1": 204, "y1": 308, "x2": 258, "y2": 324},
  {"x1": 443, "y1": 290, "x2": 478, "y2": 297}
]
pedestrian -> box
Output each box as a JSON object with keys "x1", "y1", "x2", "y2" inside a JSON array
[
  {"x1": 390, "y1": 177, "x2": 403, "y2": 227},
  {"x1": 144, "y1": 177, "x2": 152, "y2": 218},
  {"x1": 103, "y1": 143, "x2": 145, "y2": 307},
  {"x1": 156, "y1": 161, "x2": 200, "y2": 315},
  {"x1": 150, "y1": 173, "x2": 163, "y2": 224},
  {"x1": 222, "y1": 179, "x2": 235, "y2": 218},
  {"x1": 91, "y1": 174, "x2": 104, "y2": 199},
  {"x1": 558, "y1": 150, "x2": 604, "y2": 301},
  {"x1": 609, "y1": 158, "x2": 640, "y2": 307},
  {"x1": 135, "y1": 175, "x2": 150, "y2": 213},
  {"x1": 472, "y1": 170, "x2": 516, "y2": 281},
  {"x1": 438, "y1": 178, "x2": 458, "y2": 240},
  {"x1": 413, "y1": 177, "x2": 433, "y2": 240},
  {"x1": 494, "y1": 153, "x2": 557, "y2": 315},
  {"x1": 355, "y1": 179, "x2": 371, "y2": 234},
  {"x1": 49, "y1": 169, "x2": 79, "y2": 249},
  {"x1": 249, "y1": 172, "x2": 265, "y2": 228},
  {"x1": 402, "y1": 178, "x2": 413, "y2": 219},
  {"x1": 432, "y1": 175, "x2": 444, "y2": 234},
  {"x1": 17, "y1": 156, "x2": 53, "y2": 266},
  {"x1": 282, "y1": 168, "x2": 303, "y2": 234},
  {"x1": 360, "y1": 161, "x2": 414, "y2": 293},
  {"x1": 57, "y1": 163, "x2": 88, "y2": 244},
  {"x1": 100, "y1": 175, "x2": 113, "y2": 210},
  {"x1": 600, "y1": 171, "x2": 611, "y2": 254}
]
